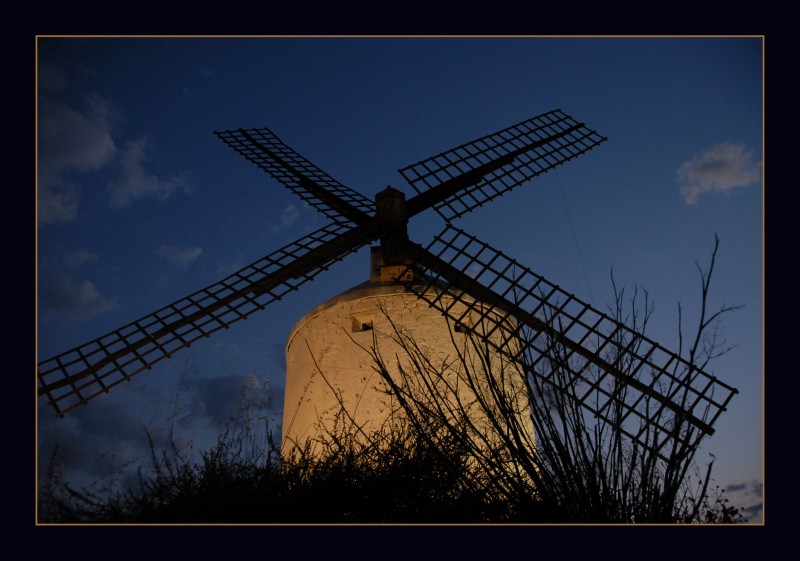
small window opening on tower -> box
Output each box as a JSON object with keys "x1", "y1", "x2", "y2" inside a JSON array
[{"x1": 352, "y1": 317, "x2": 374, "y2": 332}]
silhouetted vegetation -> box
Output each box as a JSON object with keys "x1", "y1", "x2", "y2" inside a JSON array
[
  {"x1": 39, "y1": 418, "x2": 541, "y2": 523},
  {"x1": 37, "y1": 414, "x2": 742, "y2": 523},
  {"x1": 38, "y1": 238, "x2": 744, "y2": 524}
]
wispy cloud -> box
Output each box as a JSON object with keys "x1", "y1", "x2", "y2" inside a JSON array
[
  {"x1": 187, "y1": 373, "x2": 276, "y2": 426},
  {"x1": 271, "y1": 204, "x2": 299, "y2": 232},
  {"x1": 62, "y1": 249, "x2": 99, "y2": 267},
  {"x1": 725, "y1": 479, "x2": 763, "y2": 522},
  {"x1": 678, "y1": 142, "x2": 762, "y2": 204},
  {"x1": 38, "y1": 60, "x2": 192, "y2": 224},
  {"x1": 39, "y1": 249, "x2": 113, "y2": 319},
  {"x1": 726, "y1": 479, "x2": 762, "y2": 497},
  {"x1": 39, "y1": 274, "x2": 118, "y2": 318},
  {"x1": 108, "y1": 138, "x2": 192, "y2": 208},
  {"x1": 38, "y1": 182, "x2": 80, "y2": 225},
  {"x1": 742, "y1": 503, "x2": 763, "y2": 521},
  {"x1": 212, "y1": 251, "x2": 246, "y2": 279},
  {"x1": 38, "y1": 95, "x2": 116, "y2": 224},
  {"x1": 157, "y1": 243, "x2": 203, "y2": 268},
  {"x1": 37, "y1": 379, "x2": 175, "y2": 490},
  {"x1": 38, "y1": 367, "x2": 280, "y2": 492}
]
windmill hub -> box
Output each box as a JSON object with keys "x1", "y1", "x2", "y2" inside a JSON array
[{"x1": 372, "y1": 186, "x2": 413, "y2": 283}]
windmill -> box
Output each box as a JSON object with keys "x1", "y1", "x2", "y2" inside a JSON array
[{"x1": 37, "y1": 109, "x2": 738, "y2": 463}]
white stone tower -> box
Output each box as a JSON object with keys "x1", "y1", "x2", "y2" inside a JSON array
[{"x1": 281, "y1": 252, "x2": 536, "y2": 457}]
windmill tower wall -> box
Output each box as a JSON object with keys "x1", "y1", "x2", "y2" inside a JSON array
[{"x1": 282, "y1": 282, "x2": 535, "y2": 457}]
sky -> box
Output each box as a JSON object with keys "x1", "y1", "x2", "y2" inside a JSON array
[{"x1": 36, "y1": 36, "x2": 763, "y2": 522}]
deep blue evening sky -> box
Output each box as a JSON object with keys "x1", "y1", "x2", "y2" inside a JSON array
[{"x1": 36, "y1": 37, "x2": 763, "y2": 520}]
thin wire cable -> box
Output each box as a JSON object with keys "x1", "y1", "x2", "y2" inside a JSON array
[
  {"x1": 170, "y1": 169, "x2": 258, "y2": 302},
  {"x1": 555, "y1": 171, "x2": 595, "y2": 306}
]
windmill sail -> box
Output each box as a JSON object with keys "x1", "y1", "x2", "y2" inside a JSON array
[
  {"x1": 38, "y1": 220, "x2": 377, "y2": 416},
  {"x1": 215, "y1": 127, "x2": 374, "y2": 224},
  {"x1": 401, "y1": 109, "x2": 606, "y2": 221},
  {"x1": 402, "y1": 225, "x2": 738, "y2": 460}
]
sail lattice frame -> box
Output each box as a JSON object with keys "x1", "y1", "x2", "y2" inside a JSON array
[
  {"x1": 215, "y1": 127, "x2": 375, "y2": 223},
  {"x1": 403, "y1": 225, "x2": 738, "y2": 460},
  {"x1": 399, "y1": 109, "x2": 606, "y2": 221},
  {"x1": 38, "y1": 221, "x2": 371, "y2": 416}
]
